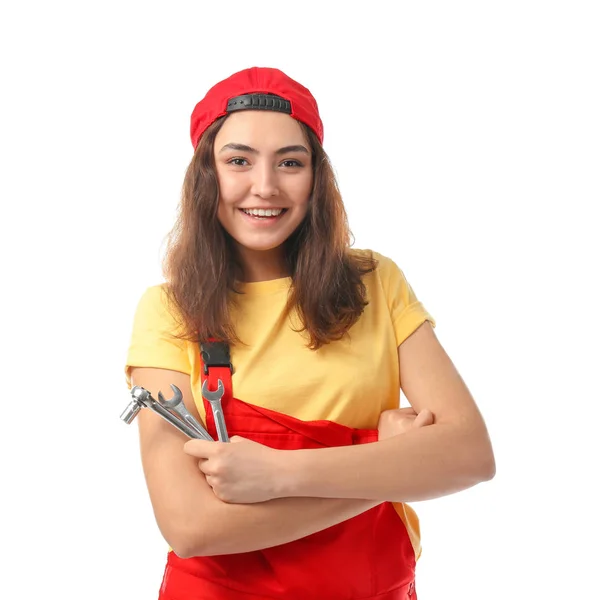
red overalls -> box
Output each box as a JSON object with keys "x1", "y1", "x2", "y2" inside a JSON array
[{"x1": 158, "y1": 345, "x2": 417, "y2": 599}]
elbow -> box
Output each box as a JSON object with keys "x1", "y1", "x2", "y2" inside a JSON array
[
  {"x1": 167, "y1": 533, "x2": 199, "y2": 560},
  {"x1": 457, "y1": 421, "x2": 495, "y2": 483},
  {"x1": 170, "y1": 537, "x2": 209, "y2": 560},
  {"x1": 171, "y1": 539, "x2": 226, "y2": 559},
  {"x1": 482, "y1": 451, "x2": 496, "y2": 481},
  {"x1": 170, "y1": 542, "x2": 197, "y2": 560},
  {"x1": 472, "y1": 440, "x2": 496, "y2": 483},
  {"x1": 162, "y1": 503, "x2": 228, "y2": 558},
  {"x1": 164, "y1": 526, "x2": 208, "y2": 560},
  {"x1": 475, "y1": 456, "x2": 496, "y2": 483},
  {"x1": 168, "y1": 527, "x2": 229, "y2": 559}
]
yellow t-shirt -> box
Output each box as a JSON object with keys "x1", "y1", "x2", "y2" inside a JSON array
[{"x1": 125, "y1": 249, "x2": 435, "y2": 559}]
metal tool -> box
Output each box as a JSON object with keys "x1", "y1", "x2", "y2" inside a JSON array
[
  {"x1": 157, "y1": 384, "x2": 213, "y2": 441},
  {"x1": 120, "y1": 385, "x2": 213, "y2": 441},
  {"x1": 201, "y1": 379, "x2": 229, "y2": 442}
]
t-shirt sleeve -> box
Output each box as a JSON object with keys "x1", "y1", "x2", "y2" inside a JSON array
[
  {"x1": 124, "y1": 285, "x2": 192, "y2": 388},
  {"x1": 375, "y1": 252, "x2": 436, "y2": 346}
]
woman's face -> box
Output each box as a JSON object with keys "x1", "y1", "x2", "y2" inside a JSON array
[{"x1": 214, "y1": 110, "x2": 313, "y2": 261}]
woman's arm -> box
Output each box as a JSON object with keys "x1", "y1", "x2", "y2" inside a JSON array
[
  {"x1": 186, "y1": 322, "x2": 495, "y2": 503},
  {"x1": 286, "y1": 321, "x2": 495, "y2": 501},
  {"x1": 130, "y1": 367, "x2": 380, "y2": 558}
]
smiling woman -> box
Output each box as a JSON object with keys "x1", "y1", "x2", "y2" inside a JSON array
[
  {"x1": 123, "y1": 66, "x2": 495, "y2": 600},
  {"x1": 214, "y1": 111, "x2": 313, "y2": 279}
]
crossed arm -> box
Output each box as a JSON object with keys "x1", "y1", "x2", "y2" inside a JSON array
[{"x1": 131, "y1": 322, "x2": 495, "y2": 557}]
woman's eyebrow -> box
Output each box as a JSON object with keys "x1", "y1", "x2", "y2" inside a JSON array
[
  {"x1": 276, "y1": 145, "x2": 309, "y2": 155},
  {"x1": 218, "y1": 143, "x2": 309, "y2": 155}
]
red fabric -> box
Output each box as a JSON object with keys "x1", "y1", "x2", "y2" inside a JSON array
[
  {"x1": 190, "y1": 67, "x2": 324, "y2": 149},
  {"x1": 158, "y1": 365, "x2": 417, "y2": 599}
]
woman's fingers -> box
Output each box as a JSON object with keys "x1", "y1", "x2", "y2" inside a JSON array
[
  {"x1": 377, "y1": 407, "x2": 435, "y2": 440},
  {"x1": 413, "y1": 408, "x2": 434, "y2": 428}
]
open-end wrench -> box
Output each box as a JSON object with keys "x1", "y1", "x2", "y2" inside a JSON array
[
  {"x1": 201, "y1": 379, "x2": 229, "y2": 442},
  {"x1": 122, "y1": 386, "x2": 205, "y2": 440},
  {"x1": 157, "y1": 384, "x2": 214, "y2": 441}
]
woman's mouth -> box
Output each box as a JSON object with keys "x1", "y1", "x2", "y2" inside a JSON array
[{"x1": 239, "y1": 208, "x2": 288, "y2": 220}]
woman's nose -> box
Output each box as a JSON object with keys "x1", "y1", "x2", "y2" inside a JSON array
[{"x1": 250, "y1": 163, "x2": 279, "y2": 198}]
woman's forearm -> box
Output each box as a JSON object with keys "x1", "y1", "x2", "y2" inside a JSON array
[
  {"x1": 281, "y1": 422, "x2": 496, "y2": 503},
  {"x1": 188, "y1": 422, "x2": 493, "y2": 557},
  {"x1": 188, "y1": 496, "x2": 380, "y2": 557}
]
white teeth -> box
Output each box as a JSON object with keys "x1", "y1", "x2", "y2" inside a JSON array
[{"x1": 242, "y1": 208, "x2": 284, "y2": 217}]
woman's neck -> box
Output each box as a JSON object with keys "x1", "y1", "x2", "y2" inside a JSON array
[{"x1": 236, "y1": 246, "x2": 289, "y2": 283}]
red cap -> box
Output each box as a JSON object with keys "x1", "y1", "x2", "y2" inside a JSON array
[{"x1": 190, "y1": 67, "x2": 324, "y2": 149}]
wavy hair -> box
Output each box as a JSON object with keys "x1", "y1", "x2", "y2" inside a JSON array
[{"x1": 162, "y1": 116, "x2": 377, "y2": 349}]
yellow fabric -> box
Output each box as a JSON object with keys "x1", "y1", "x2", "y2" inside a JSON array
[{"x1": 125, "y1": 249, "x2": 435, "y2": 560}]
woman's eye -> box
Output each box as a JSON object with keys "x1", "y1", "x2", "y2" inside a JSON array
[
  {"x1": 228, "y1": 158, "x2": 248, "y2": 166},
  {"x1": 280, "y1": 159, "x2": 302, "y2": 168}
]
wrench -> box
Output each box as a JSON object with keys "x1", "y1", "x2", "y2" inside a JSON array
[
  {"x1": 122, "y1": 386, "x2": 206, "y2": 440},
  {"x1": 157, "y1": 384, "x2": 214, "y2": 441},
  {"x1": 201, "y1": 379, "x2": 229, "y2": 442}
]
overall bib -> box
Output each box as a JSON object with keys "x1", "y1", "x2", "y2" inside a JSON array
[{"x1": 158, "y1": 345, "x2": 417, "y2": 599}]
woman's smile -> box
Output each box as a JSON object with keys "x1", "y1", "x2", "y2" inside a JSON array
[{"x1": 238, "y1": 207, "x2": 289, "y2": 226}]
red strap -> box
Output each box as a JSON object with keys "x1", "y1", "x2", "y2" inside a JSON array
[
  {"x1": 199, "y1": 340, "x2": 233, "y2": 439},
  {"x1": 197, "y1": 340, "x2": 378, "y2": 445}
]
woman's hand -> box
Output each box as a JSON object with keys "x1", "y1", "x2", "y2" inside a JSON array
[
  {"x1": 377, "y1": 407, "x2": 434, "y2": 441},
  {"x1": 183, "y1": 436, "x2": 282, "y2": 504},
  {"x1": 183, "y1": 409, "x2": 435, "y2": 504}
]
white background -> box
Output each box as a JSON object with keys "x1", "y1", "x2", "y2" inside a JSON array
[{"x1": 1, "y1": 1, "x2": 595, "y2": 598}]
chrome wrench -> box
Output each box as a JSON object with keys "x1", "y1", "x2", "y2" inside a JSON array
[
  {"x1": 201, "y1": 379, "x2": 229, "y2": 442},
  {"x1": 157, "y1": 384, "x2": 214, "y2": 441},
  {"x1": 121, "y1": 386, "x2": 207, "y2": 440}
]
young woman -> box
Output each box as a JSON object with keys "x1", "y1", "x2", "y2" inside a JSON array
[{"x1": 125, "y1": 66, "x2": 495, "y2": 599}]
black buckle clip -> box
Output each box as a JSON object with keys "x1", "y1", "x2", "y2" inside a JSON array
[{"x1": 200, "y1": 341, "x2": 233, "y2": 376}]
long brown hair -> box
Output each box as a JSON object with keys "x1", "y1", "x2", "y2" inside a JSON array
[{"x1": 162, "y1": 116, "x2": 377, "y2": 350}]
